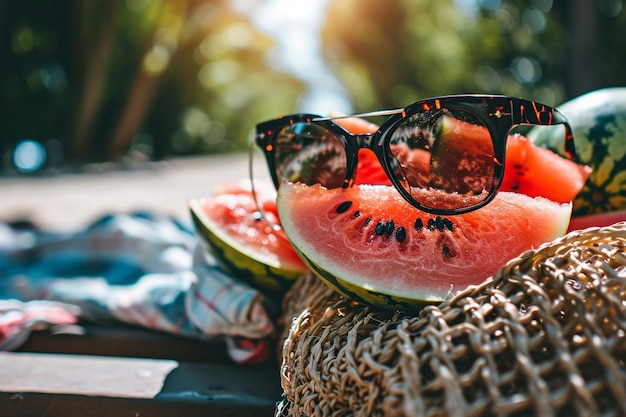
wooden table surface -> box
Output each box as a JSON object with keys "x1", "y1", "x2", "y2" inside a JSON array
[
  {"x1": 0, "y1": 153, "x2": 259, "y2": 230},
  {"x1": 0, "y1": 153, "x2": 283, "y2": 417}
]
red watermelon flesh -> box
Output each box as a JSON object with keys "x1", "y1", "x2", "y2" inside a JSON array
[
  {"x1": 202, "y1": 180, "x2": 305, "y2": 269},
  {"x1": 355, "y1": 149, "x2": 392, "y2": 186},
  {"x1": 277, "y1": 182, "x2": 572, "y2": 309},
  {"x1": 501, "y1": 134, "x2": 592, "y2": 203},
  {"x1": 190, "y1": 179, "x2": 308, "y2": 285},
  {"x1": 212, "y1": 179, "x2": 282, "y2": 221}
]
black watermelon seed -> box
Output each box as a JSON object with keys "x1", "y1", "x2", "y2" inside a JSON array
[
  {"x1": 375, "y1": 221, "x2": 386, "y2": 235},
  {"x1": 336, "y1": 201, "x2": 353, "y2": 213},
  {"x1": 443, "y1": 218, "x2": 454, "y2": 231},
  {"x1": 438, "y1": 235, "x2": 457, "y2": 258},
  {"x1": 395, "y1": 226, "x2": 406, "y2": 242},
  {"x1": 427, "y1": 218, "x2": 436, "y2": 230},
  {"x1": 414, "y1": 218, "x2": 424, "y2": 230},
  {"x1": 384, "y1": 220, "x2": 395, "y2": 237},
  {"x1": 435, "y1": 216, "x2": 445, "y2": 231},
  {"x1": 353, "y1": 210, "x2": 362, "y2": 218},
  {"x1": 362, "y1": 217, "x2": 372, "y2": 227}
]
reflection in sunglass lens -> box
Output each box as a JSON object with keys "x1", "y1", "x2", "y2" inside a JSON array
[
  {"x1": 274, "y1": 122, "x2": 346, "y2": 189},
  {"x1": 387, "y1": 109, "x2": 496, "y2": 210}
]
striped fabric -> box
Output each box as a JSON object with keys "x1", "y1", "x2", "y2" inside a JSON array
[{"x1": 0, "y1": 212, "x2": 276, "y2": 363}]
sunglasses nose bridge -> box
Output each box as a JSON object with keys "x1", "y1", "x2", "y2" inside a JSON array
[
  {"x1": 342, "y1": 132, "x2": 377, "y2": 189},
  {"x1": 353, "y1": 133, "x2": 376, "y2": 151}
]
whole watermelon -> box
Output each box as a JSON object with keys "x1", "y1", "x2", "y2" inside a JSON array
[{"x1": 529, "y1": 88, "x2": 626, "y2": 216}]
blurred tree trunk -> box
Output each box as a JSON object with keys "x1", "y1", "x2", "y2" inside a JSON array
[
  {"x1": 69, "y1": 1, "x2": 120, "y2": 162},
  {"x1": 107, "y1": 0, "x2": 206, "y2": 159},
  {"x1": 565, "y1": 0, "x2": 601, "y2": 98},
  {"x1": 106, "y1": 2, "x2": 185, "y2": 159}
]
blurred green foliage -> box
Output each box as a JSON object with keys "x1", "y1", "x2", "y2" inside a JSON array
[
  {"x1": 1, "y1": 0, "x2": 625, "y2": 173},
  {"x1": 321, "y1": 0, "x2": 626, "y2": 111},
  {"x1": 0, "y1": 0, "x2": 304, "y2": 170}
]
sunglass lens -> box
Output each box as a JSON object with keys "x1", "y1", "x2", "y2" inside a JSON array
[
  {"x1": 387, "y1": 109, "x2": 495, "y2": 210},
  {"x1": 273, "y1": 122, "x2": 346, "y2": 189}
]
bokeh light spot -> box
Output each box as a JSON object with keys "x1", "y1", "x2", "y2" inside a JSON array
[
  {"x1": 11, "y1": 26, "x2": 36, "y2": 55},
  {"x1": 512, "y1": 56, "x2": 541, "y2": 83},
  {"x1": 198, "y1": 59, "x2": 241, "y2": 88},
  {"x1": 522, "y1": 8, "x2": 547, "y2": 34},
  {"x1": 40, "y1": 63, "x2": 68, "y2": 94},
  {"x1": 223, "y1": 23, "x2": 254, "y2": 49},
  {"x1": 143, "y1": 44, "x2": 172, "y2": 74},
  {"x1": 13, "y1": 140, "x2": 47, "y2": 173},
  {"x1": 182, "y1": 107, "x2": 210, "y2": 136},
  {"x1": 201, "y1": 120, "x2": 226, "y2": 145}
]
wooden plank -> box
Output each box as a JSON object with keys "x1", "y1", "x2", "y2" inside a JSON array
[
  {"x1": 0, "y1": 352, "x2": 178, "y2": 397},
  {"x1": 0, "y1": 394, "x2": 272, "y2": 417},
  {"x1": 0, "y1": 352, "x2": 281, "y2": 417},
  {"x1": 16, "y1": 323, "x2": 233, "y2": 364}
]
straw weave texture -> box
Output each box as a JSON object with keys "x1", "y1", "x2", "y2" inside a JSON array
[{"x1": 277, "y1": 222, "x2": 626, "y2": 417}]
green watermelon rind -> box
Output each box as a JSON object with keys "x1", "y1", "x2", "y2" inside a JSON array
[
  {"x1": 528, "y1": 88, "x2": 626, "y2": 216},
  {"x1": 293, "y1": 244, "x2": 440, "y2": 312},
  {"x1": 188, "y1": 198, "x2": 304, "y2": 297}
]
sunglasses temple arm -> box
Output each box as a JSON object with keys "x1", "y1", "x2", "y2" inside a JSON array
[
  {"x1": 313, "y1": 107, "x2": 405, "y2": 121},
  {"x1": 248, "y1": 143, "x2": 283, "y2": 232},
  {"x1": 562, "y1": 123, "x2": 576, "y2": 159},
  {"x1": 550, "y1": 109, "x2": 576, "y2": 159},
  {"x1": 517, "y1": 103, "x2": 577, "y2": 160}
]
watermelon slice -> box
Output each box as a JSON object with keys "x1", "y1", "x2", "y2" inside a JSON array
[
  {"x1": 501, "y1": 134, "x2": 592, "y2": 203},
  {"x1": 277, "y1": 182, "x2": 572, "y2": 310},
  {"x1": 189, "y1": 180, "x2": 307, "y2": 299}
]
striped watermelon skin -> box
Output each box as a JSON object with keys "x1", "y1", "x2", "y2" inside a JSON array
[
  {"x1": 529, "y1": 88, "x2": 626, "y2": 216},
  {"x1": 188, "y1": 185, "x2": 308, "y2": 303},
  {"x1": 189, "y1": 203, "x2": 302, "y2": 299}
]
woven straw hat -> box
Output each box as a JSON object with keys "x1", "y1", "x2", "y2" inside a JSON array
[{"x1": 277, "y1": 222, "x2": 626, "y2": 417}]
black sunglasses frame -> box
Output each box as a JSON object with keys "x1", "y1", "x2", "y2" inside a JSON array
[{"x1": 255, "y1": 94, "x2": 575, "y2": 215}]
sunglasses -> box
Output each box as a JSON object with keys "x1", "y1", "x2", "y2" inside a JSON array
[{"x1": 251, "y1": 94, "x2": 575, "y2": 218}]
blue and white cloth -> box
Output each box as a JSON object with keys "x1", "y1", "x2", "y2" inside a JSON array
[{"x1": 0, "y1": 212, "x2": 278, "y2": 363}]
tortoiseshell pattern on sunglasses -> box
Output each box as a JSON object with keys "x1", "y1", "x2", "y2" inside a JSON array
[{"x1": 254, "y1": 94, "x2": 575, "y2": 215}]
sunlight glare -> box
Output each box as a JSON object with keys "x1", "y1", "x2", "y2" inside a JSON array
[{"x1": 232, "y1": 0, "x2": 353, "y2": 114}]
